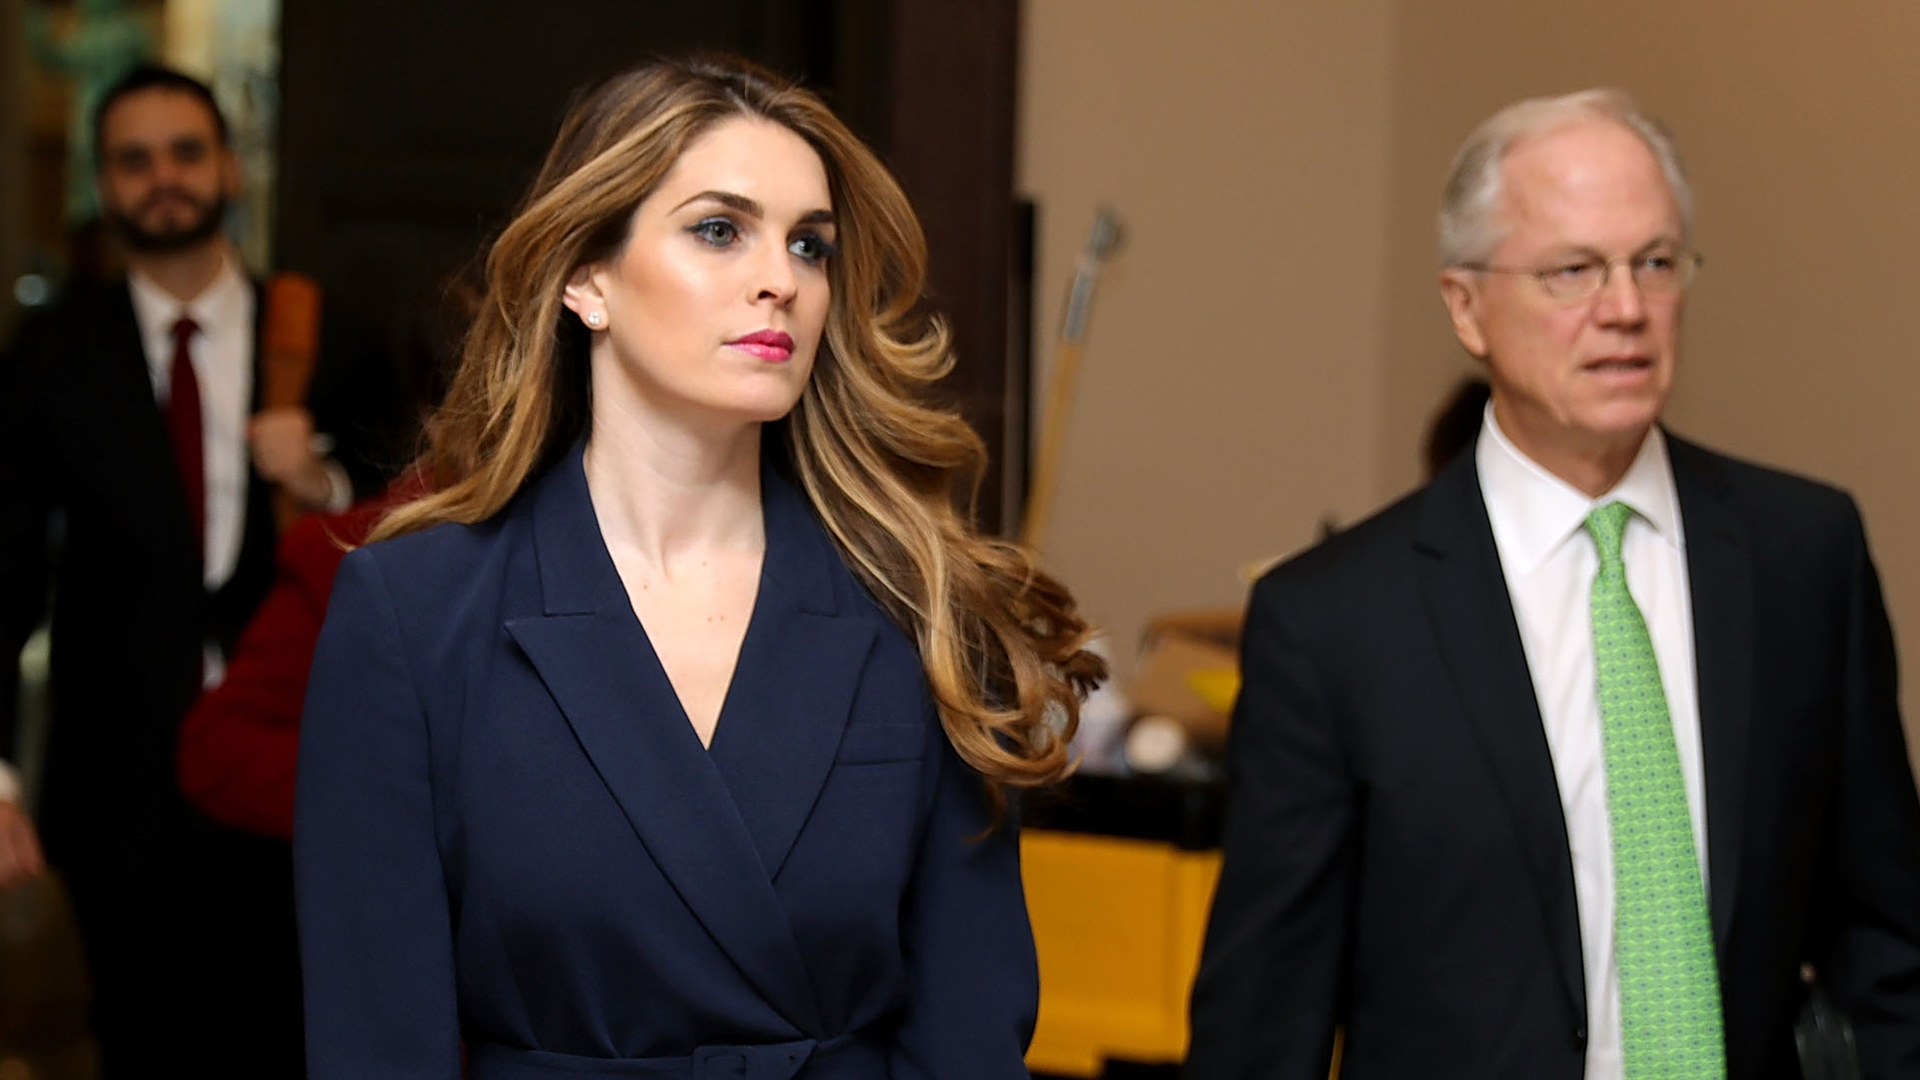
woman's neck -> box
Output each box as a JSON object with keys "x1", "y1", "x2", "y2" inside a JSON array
[{"x1": 582, "y1": 410, "x2": 766, "y2": 575}]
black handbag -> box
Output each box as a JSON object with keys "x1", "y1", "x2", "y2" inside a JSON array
[{"x1": 1794, "y1": 978, "x2": 1862, "y2": 1080}]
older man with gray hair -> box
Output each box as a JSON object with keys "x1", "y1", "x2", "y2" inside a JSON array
[{"x1": 1187, "y1": 89, "x2": 1920, "y2": 1079}]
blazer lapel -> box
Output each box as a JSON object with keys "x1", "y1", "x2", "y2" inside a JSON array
[
  {"x1": 707, "y1": 465, "x2": 876, "y2": 881},
  {"x1": 1413, "y1": 453, "x2": 1586, "y2": 1019},
  {"x1": 248, "y1": 279, "x2": 267, "y2": 411},
  {"x1": 93, "y1": 284, "x2": 200, "y2": 556},
  {"x1": 501, "y1": 445, "x2": 824, "y2": 1035},
  {"x1": 1667, "y1": 434, "x2": 1754, "y2": 950}
]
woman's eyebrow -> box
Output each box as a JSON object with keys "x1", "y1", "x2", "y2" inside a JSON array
[
  {"x1": 675, "y1": 190, "x2": 761, "y2": 216},
  {"x1": 672, "y1": 190, "x2": 835, "y2": 226}
]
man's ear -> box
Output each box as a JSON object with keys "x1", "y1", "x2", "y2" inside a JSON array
[
  {"x1": 561, "y1": 264, "x2": 605, "y2": 323},
  {"x1": 1438, "y1": 269, "x2": 1490, "y2": 358}
]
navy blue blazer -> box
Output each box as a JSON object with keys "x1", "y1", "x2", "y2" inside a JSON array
[{"x1": 294, "y1": 443, "x2": 1038, "y2": 1079}]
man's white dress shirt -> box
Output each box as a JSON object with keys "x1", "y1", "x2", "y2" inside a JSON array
[
  {"x1": 1476, "y1": 406, "x2": 1709, "y2": 1080},
  {"x1": 128, "y1": 255, "x2": 256, "y2": 595}
]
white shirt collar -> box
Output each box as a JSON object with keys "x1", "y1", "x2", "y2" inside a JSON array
[
  {"x1": 1476, "y1": 403, "x2": 1684, "y2": 577},
  {"x1": 127, "y1": 251, "x2": 250, "y2": 346}
]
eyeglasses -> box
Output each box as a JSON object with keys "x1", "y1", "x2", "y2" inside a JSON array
[{"x1": 1460, "y1": 249, "x2": 1704, "y2": 302}]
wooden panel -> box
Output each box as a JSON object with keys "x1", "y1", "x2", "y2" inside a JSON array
[{"x1": 878, "y1": 0, "x2": 1021, "y2": 531}]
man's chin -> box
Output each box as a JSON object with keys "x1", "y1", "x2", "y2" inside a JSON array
[
  {"x1": 107, "y1": 207, "x2": 226, "y2": 254},
  {"x1": 118, "y1": 227, "x2": 221, "y2": 254},
  {"x1": 1596, "y1": 396, "x2": 1668, "y2": 435}
]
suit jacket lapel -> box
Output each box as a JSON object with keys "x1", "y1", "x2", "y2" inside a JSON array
[
  {"x1": 95, "y1": 284, "x2": 200, "y2": 559},
  {"x1": 1667, "y1": 434, "x2": 1754, "y2": 949},
  {"x1": 248, "y1": 280, "x2": 267, "y2": 411},
  {"x1": 1414, "y1": 452, "x2": 1586, "y2": 1019},
  {"x1": 707, "y1": 464, "x2": 876, "y2": 881},
  {"x1": 501, "y1": 444, "x2": 824, "y2": 1034}
]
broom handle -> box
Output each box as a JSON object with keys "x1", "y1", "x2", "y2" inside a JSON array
[
  {"x1": 261, "y1": 272, "x2": 322, "y2": 531},
  {"x1": 1020, "y1": 339, "x2": 1084, "y2": 551},
  {"x1": 1019, "y1": 207, "x2": 1119, "y2": 552}
]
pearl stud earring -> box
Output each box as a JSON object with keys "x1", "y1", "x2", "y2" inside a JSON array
[{"x1": 586, "y1": 310, "x2": 605, "y2": 328}]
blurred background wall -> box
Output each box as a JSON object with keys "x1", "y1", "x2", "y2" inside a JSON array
[
  {"x1": 1019, "y1": 0, "x2": 1395, "y2": 673},
  {"x1": 1020, "y1": 0, "x2": 1920, "y2": 777}
]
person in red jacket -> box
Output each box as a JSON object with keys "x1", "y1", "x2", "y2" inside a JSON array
[{"x1": 176, "y1": 479, "x2": 418, "y2": 839}]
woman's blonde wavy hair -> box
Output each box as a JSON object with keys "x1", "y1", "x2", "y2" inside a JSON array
[{"x1": 373, "y1": 54, "x2": 1104, "y2": 808}]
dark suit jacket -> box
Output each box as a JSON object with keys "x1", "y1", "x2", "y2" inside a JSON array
[
  {"x1": 293, "y1": 444, "x2": 1038, "y2": 1079},
  {"x1": 0, "y1": 278, "x2": 399, "y2": 873},
  {"x1": 1186, "y1": 434, "x2": 1920, "y2": 1079}
]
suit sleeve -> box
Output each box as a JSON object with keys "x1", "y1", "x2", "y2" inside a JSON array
[
  {"x1": 886, "y1": 713, "x2": 1038, "y2": 1079},
  {"x1": 1186, "y1": 574, "x2": 1354, "y2": 1080},
  {"x1": 294, "y1": 549, "x2": 462, "y2": 1078},
  {"x1": 0, "y1": 320, "x2": 53, "y2": 776},
  {"x1": 1816, "y1": 501, "x2": 1920, "y2": 1075}
]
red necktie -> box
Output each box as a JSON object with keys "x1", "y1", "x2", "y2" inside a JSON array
[{"x1": 167, "y1": 316, "x2": 205, "y2": 564}]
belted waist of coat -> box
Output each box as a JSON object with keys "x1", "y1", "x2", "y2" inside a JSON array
[{"x1": 467, "y1": 1033, "x2": 883, "y2": 1079}]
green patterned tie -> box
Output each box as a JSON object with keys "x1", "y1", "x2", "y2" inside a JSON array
[{"x1": 1586, "y1": 501, "x2": 1726, "y2": 1079}]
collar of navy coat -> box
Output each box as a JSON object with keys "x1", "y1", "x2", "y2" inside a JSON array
[
  {"x1": 1411, "y1": 429, "x2": 1754, "y2": 1024},
  {"x1": 502, "y1": 439, "x2": 882, "y2": 1039}
]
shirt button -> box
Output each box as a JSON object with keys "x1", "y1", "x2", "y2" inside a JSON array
[{"x1": 1572, "y1": 1025, "x2": 1589, "y2": 1049}]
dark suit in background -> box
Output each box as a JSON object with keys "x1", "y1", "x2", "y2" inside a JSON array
[
  {"x1": 1187, "y1": 438, "x2": 1920, "y2": 1078},
  {"x1": 0, "y1": 279, "x2": 399, "y2": 1076}
]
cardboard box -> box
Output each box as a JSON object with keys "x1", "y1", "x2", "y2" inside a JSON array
[{"x1": 1128, "y1": 609, "x2": 1243, "y2": 752}]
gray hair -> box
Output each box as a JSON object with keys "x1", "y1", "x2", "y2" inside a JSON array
[{"x1": 1437, "y1": 88, "x2": 1692, "y2": 267}]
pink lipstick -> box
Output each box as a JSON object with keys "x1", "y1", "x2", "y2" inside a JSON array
[{"x1": 728, "y1": 329, "x2": 795, "y2": 362}]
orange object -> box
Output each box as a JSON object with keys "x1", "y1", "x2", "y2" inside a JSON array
[
  {"x1": 260, "y1": 272, "x2": 322, "y2": 530},
  {"x1": 1022, "y1": 830, "x2": 1221, "y2": 1076},
  {"x1": 1023, "y1": 830, "x2": 1342, "y2": 1077}
]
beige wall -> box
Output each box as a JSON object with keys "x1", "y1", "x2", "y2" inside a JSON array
[
  {"x1": 1018, "y1": 0, "x2": 1395, "y2": 672},
  {"x1": 1022, "y1": 1, "x2": 1920, "y2": 766}
]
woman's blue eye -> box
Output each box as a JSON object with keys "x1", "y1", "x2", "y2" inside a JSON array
[
  {"x1": 790, "y1": 233, "x2": 837, "y2": 266},
  {"x1": 690, "y1": 219, "x2": 739, "y2": 246}
]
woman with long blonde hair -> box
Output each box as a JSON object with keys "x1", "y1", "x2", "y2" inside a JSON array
[{"x1": 293, "y1": 54, "x2": 1102, "y2": 1078}]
